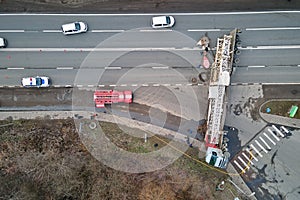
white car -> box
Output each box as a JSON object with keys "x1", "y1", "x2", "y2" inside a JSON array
[
  {"x1": 21, "y1": 76, "x2": 50, "y2": 88},
  {"x1": 0, "y1": 37, "x2": 7, "y2": 48},
  {"x1": 151, "y1": 16, "x2": 175, "y2": 28},
  {"x1": 61, "y1": 21, "x2": 88, "y2": 35}
]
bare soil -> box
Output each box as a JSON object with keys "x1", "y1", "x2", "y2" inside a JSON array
[
  {"x1": 0, "y1": 0, "x2": 299, "y2": 13},
  {"x1": 0, "y1": 118, "x2": 241, "y2": 200}
]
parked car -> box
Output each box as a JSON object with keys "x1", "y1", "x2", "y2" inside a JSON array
[
  {"x1": 0, "y1": 37, "x2": 8, "y2": 48},
  {"x1": 61, "y1": 21, "x2": 88, "y2": 35},
  {"x1": 21, "y1": 76, "x2": 51, "y2": 87},
  {"x1": 151, "y1": 16, "x2": 175, "y2": 28}
]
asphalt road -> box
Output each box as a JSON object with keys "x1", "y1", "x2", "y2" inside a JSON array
[{"x1": 0, "y1": 12, "x2": 300, "y2": 87}]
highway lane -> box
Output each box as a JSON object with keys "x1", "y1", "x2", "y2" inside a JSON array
[
  {"x1": 0, "y1": 50, "x2": 201, "y2": 68},
  {"x1": 231, "y1": 66, "x2": 300, "y2": 84},
  {"x1": 0, "y1": 12, "x2": 300, "y2": 48},
  {"x1": 0, "y1": 67, "x2": 200, "y2": 87}
]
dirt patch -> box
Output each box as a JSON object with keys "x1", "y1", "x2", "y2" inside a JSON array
[
  {"x1": 0, "y1": 118, "x2": 241, "y2": 199},
  {"x1": 0, "y1": 0, "x2": 300, "y2": 13}
]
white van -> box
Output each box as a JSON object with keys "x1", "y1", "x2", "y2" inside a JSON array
[
  {"x1": 61, "y1": 22, "x2": 88, "y2": 35},
  {"x1": 0, "y1": 37, "x2": 7, "y2": 48},
  {"x1": 151, "y1": 16, "x2": 175, "y2": 28}
]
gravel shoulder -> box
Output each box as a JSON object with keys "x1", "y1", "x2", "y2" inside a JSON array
[{"x1": 0, "y1": 0, "x2": 299, "y2": 13}]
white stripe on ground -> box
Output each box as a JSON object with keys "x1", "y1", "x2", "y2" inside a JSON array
[
  {"x1": 234, "y1": 160, "x2": 245, "y2": 174},
  {"x1": 272, "y1": 125, "x2": 285, "y2": 137},
  {"x1": 280, "y1": 126, "x2": 289, "y2": 134},
  {"x1": 250, "y1": 144, "x2": 263, "y2": 158},
  {"x1": 246, "y1": 148, "x2": 258, "y2": 161},
  {"x1": 255, "y1": 140, "x2": 268, "y2": 154},
  {"x1": 91, "y1": 30, "x2": 124, "y2": 32},
  {"x1": 263, "y1": 132, "x2": 276, "y2": 145},
  {"x1": 242, "y1": 152, "x2": 254, "y2": 165},
  {"x1": 43, "y1": 30, "x2": 62, "y2": 33},
  {"x1": 0, "y1": 30, "x2": 24, "y2": 32},
  {"x1": 259, "y1": 136, "x2": 271, "y2": 150},
  {"x1": 268, "y1": 128, "x2": 280, "y2": 141},
  {"x1": 246, "y1": 27, "x2": 300, "y2": 31},
  {"x1": 238, "y1": 156, "x2": 250, "y2": 170}
]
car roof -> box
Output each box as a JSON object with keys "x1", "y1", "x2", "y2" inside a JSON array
[
  {"x1": 0, "y1": 38, "x2": 4, "y2": 46},
  {"x1": 62, "y1": 23, "x2": 77, "y2": 31},
  {"x1": 152, "y1": 16, "x2": 167, "y2": 24}
]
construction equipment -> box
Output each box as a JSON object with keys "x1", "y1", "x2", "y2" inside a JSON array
[
  {"x1": 94, "y1": 90, "x2": 132, "y2": 108},
  {"x1": 204, "y1": 29, "x2": 238, "y2": 169}
]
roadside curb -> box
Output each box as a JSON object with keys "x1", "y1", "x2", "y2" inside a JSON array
[{"x1": 0, "y1": 110, "x2": 206, "y2": 151}]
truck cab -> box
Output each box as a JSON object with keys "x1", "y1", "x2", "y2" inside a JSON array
[{"x1": 205, "y1": 147, "x2": 228, "y2": 169}]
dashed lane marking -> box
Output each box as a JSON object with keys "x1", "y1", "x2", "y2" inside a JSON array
[
  {"x1": 43, "y1": 30, "x2": 61, "y2": 33},
  {"x1": 57, "y1": 67, "x2": 73, "y2": 70},
  {"x1": 153, "y1": 84, "x2": 160, "y2": 86},
  {"x1": 0, "y1": 30, "x2": 24, "y2": 32},
  {"x1": 92, "y1": 30, "x2": 124, "y2": 32},
  {"x1": 120, "y1": 84, "x2": 127, "y2": 87},
  {"x1": 7, "y1": 67, "x2": 24, "y2": 69},
  {"x1": 131, "y1": 84, "x2": 138, "y2": 87},
  {"x1": 263, "y1": 132, "x2": 276, "y2": 145}
]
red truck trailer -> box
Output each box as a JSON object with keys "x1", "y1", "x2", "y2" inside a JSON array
[{"x1": 94, "y1": 90, "x2": 132, "y2": 108}]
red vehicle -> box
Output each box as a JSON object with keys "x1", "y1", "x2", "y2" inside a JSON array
[{"x1": 94, "y1": 90, "x2": 132, "y2": 108}]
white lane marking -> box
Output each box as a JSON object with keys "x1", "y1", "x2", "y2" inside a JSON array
[
  {"x1": 250, "y1": 144, "x2": 263, "y2": 158},
  {"x1": 98, "y1": 85, "x2": 105, "y2": 87},
  {"x1": 241, "y1": 45, "x2": 300, "y2": 50},
  {"x1": 234, "y1": 160, "x2": 245, "y2": 174},
  {"x1": 246, "y1": 148, "x2": 258, "y2": 161},
  {"x1": 109, "y1": 84, "x2": 116, "y2": 87},
  {"x1": 272, "y1": 125, "x2": 285, "y2": 138},
  {"x1": 186, "y1": 83, "x2": 193, "y2": 86},
  {"x1": 187, "y1": 29, "x2": 221, "y2": 32},
  {"x1": 65, "y1": 85, "x2": 72, "y2": 87},
  {"x1": 259, "y1": 136, "x2": 271, "y2": 150},
  {"x1": 57, "y1": 67, "x2": 73, "y2": 70},
  {"x1": 105, "y1": 67, "x2": 122, "y2": 70},
  {"x1": 2, "y1": 11, "x2": 300, "y2": 16},
  {"x1": 175, "y1": 84, "x2": 182, "y2": 86},
  {"x1": 268, "y1": 128, "x2": 280, "y2": 141},
  {"x1": 153, "y1": 84, "x2": 160, "y2": 86},
  {"x1": 142, "y1": 84, "x2": 149, "y2": 87},
  {"x1": 255, "y1": 140, "x2": 268, "y2": 154},
  {"x1": 54, "y1": 85, "x2": 61, "y2": 87},
  {"x1": 248, "y1": 66, "x2": 265, "y2": 68},
  {"x1": 77, "y1": 85, "x2": 83, "y2": 87},
  {"x1": 7, "y1": 67, "x2": 24, "y2": 69},
  {"x1": 88, "y1": 85, "x2": 95, "y2": 87},
  {"x1": 280, "y1": 126, "x2": 289, "y2": 134},
  {"x1": 139, "y1": 29, "x2": 173, "y2": 32},
  {"x1": 163, "y1": 84, "x2": 171, "y2": 86},
  {"x1": 242, "y1": 152, "x2": 254, "y2": 165},
  {"x1": 131, "y1": 84, "x2": 138, "y2": 87},
  {"x1": 152, "y1": 66, "x2": 169, "y2": 69},
  {"x1": 238, "y1": 156, "x2": 250, "y2": 170},
  {"x1": 92, "y1": 30, "x2": 124, "y2": 33},
  {"x1": 0, "y1": 30, "x2": 24, "y2": 32},
  {"x1": 43, "y1": 30, "x2": 62, "y2": 33},
  {"x1": 120, "y1": 84, "x2": 127, "y2": 87},
  {"x1": 0, "y1": 47, "x2": 182, "y2": 52},
  {"x1": 246, "y1": 27, "x2": 300, "y2": 31},
  {"x1": 263, "y1": 132, "x2": 276, "y2": 145}
]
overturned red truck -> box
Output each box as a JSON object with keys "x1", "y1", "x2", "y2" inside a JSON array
[{"x1": 93, "y1": 90, "x2": 133, "y2": 108}]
